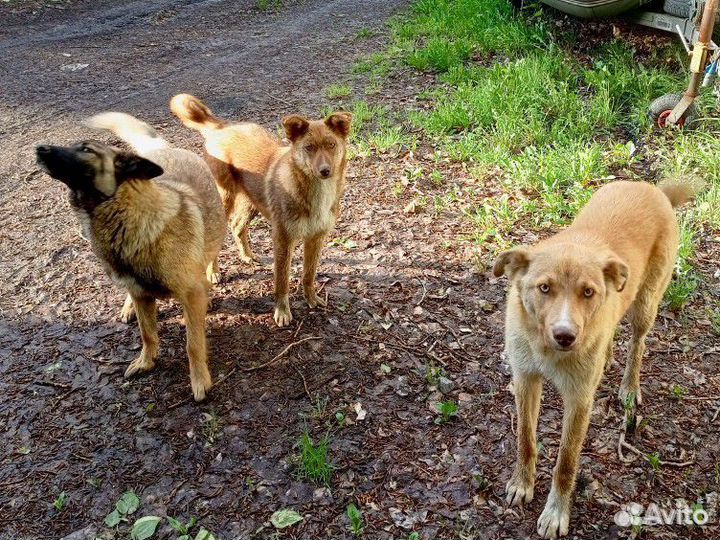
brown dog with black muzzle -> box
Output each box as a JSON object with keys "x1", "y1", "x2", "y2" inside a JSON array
[
  {"x1": 492, "y1": 180, "x2": 694, "y2": 538},
  {"x1": 170, "y1": 94, "x2": 352, "y2": 326},
  {"x1": 36, "y1": 112, "x2": 226, "y2": 401}
]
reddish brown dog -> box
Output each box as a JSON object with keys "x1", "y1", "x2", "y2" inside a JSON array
[
  {"x1": 493, "y1": 180, "x2": 693, "y2": 538},
  {"x1": 170, "y1": 94, "x2": 352, "y2": 326}
]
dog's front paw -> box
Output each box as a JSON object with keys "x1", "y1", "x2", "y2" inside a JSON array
[
  {"x1": 618, "y1": 382, "x2": 643, "y2": 407},
  {"x1": 191, "y1": 373, "x2": 212, "y2": 402},
  {"x1": 124, "y1": 353, "x2": 155, "y2": 378},
  {"x1": 274, "y1": 301, "x2": 293, "y2": 327},
  {"x1": 537, "y1": 496, "x2": 570, "y2": 539},
  {"x1": 506, "y1": 475, "x2": 534, "y2": 506},
  {"x1": 239, "y1": 253, "x2": 261, "y2": 266},
  {"x1": 304, "y1": 290, "x2": 327, "y2": 309}
]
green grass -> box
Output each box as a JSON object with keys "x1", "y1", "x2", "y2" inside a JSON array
[
  {"x1": 295, "y1": 431, "x2": 333, "y2": 485},
  {"x1": 352, "y1": 0, "x2": 719, "y2": 308},
  {"x1": 347, "y1": 503, "x2": 364, "y2": 536},
  {"x1": 665, "y1": 216, "x2": 699, "y2": 310},
  {"x1": 434, "y1": 400, "x2": 459, "y2": 424},
  {"x1": 356, "y1": 28, "x2": 376, "y2": 40},
  {"x1": 646, "y1": 451, "x2": 662, "y2": 471},
  {"x1": 325, "y1": 84, "x2": 353, "y2": 99},
  {"x1": 53, "y1": 491, "x2": 67, "y2": 512},
  {"x1": 256, "y1": 0, "x2": 281, "y2": 10}
]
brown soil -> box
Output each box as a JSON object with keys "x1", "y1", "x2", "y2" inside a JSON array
[{"x1": 1, "y1": 1, "x2": 719, "y2": 539}]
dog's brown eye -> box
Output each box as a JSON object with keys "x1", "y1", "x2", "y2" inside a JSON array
[
  {"x1": 304, "y1": 144, "x2": 315, "y2": 152},
  {"x1": 584, "y1": 288, "x2": 594, "y2": 298},
  {"x1": 538, "y1": 283, "x2": 550, "y2": 294},
  {"x1": 328, "y1": 141, "x2": 336, "y2": 149}
]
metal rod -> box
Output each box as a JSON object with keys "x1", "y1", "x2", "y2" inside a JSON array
[
  {"x1": 698, "y1": 0, "x2": 718, "y2": 44},
  {"x1": 676, "y1": 24, "x2": 691, "y2": 53}
]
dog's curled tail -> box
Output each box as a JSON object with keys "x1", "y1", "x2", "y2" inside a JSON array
[
  {"x1": 84, "y1": 112, "x2": 168, "y2": 155},
  {"x1": 658, "y1": 178, "x2": 702, "y2": 208},
  {"x1": 170, "y1": 94, "x2": 225, "y2": 132}
]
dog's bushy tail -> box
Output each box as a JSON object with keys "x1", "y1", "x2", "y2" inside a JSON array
[
  {"x1": 170, "y1": 94, "x2": 225, "y2": 132},
  {"x1": 658, "y1": 178, "x2": 702, "y2": 208},
  {"x1": 84, "y1": 112, "x2": 168, "y2": 155}
]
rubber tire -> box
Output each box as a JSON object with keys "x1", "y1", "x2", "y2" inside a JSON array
[
  {"x1": 663, "y1": 0, "x2": 693, "y2": 18},
  {"x1": 648, "y1": 93, "x2": 697, "y2": 129}
]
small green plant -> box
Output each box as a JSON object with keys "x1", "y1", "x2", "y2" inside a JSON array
[
  {"x1": 104, "y1": 490, "x2": 140, "y2": 527},
  {"x1": 623, "y1": 391, "x2": 637, "y2": 432},
  {"x1": 472, "y1": 471, "x2": 491, "y2": 491},
  {"x1": 53, "y1": 491, "x2": 67, "y2": 512},
  {"x1": 335, "y1": 411, "x2": 346, "y2": 427},
  {"x1": 326, "y1": 84, "x2": 352, "y2": 99},
  {"x1": 310, "y1": 395, "x2": 329, "y2": 419},
  {"x1": 347, "y1": 503, "x2": 364, "y2": 536},
  {"x1": 670, "y1": 384, "x2": 688, "y2": 400},
  {"x1": 646, "y1": 451, "x2": 662, "y2": 471},
  {"x1": 130, "y1": 516, "x2": 162, "y2": 540},
  {"x1": 425, "y1": 362, "x2": 443, "y2": 386},
  {"x1": 429, "y1": 169, "x2": 444, "y2": 185},
  {"x1": 631, "y1": 522, "x2": 645, "y2": 537},
  {"x1": 408, "y1": 533, "x2": 420, "y2": 540},
  {"x1": 270, "y1": 509, "x2": 303, "y2": 530},
  {"x1": 711, "y1": 309, "x2": 720, "y2": 335},
  {"x1": 356, "y1": 28, "x2": 375, "y2": 40},
  {"x1": 665, "y1": 218, "x2": 699, "y2": 311},
  {"x1": 295, "y1": 430, "x2": 333, "y2": 485},
  {"x1": 435, "y1": 400, "x2": 459, "y2": 424},
  {"x1": 167, "y1": 516, "x2": 198, "y2": 539},
  {"x1": 256, "y1": 0, "x2": 281, "y2": 9}
]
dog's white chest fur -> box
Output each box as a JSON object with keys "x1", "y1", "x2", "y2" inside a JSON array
[{"x1": 290, "y1": 180, "x2": 337, "y2": 239}]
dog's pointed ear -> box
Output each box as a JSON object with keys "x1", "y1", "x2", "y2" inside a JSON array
[
  {"x1": 603, "y1": 257, "x2": 629, "y2": 292},
  {"x1": 114, "y1": 153, "x2": 164, "y2": 182},
  {"x1": 493, "y1": 247, "x2": 530, "y2": 280},
  {"x1": 325, "y1": 112, "x2": 352, "y2": 138},
  {"x1": 283, "y1": 115, "x2": 310, "y2": 142}
]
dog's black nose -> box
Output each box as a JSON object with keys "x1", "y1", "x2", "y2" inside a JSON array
[
  {"x1": 319, "y1": 166, "x2": 331, "y2": 178},
  {"x1": 552, "y1": 328, "x2": 576, "y2": 349},
  {"x1": 36, "y1": 145, "x2": 51, "y2": 154}
]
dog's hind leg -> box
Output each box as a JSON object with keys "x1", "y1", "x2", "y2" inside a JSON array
[
  {"x1": 506, "y1": 371, "x2": 542, "y2": 507},
  {"x1": 180, "y1": 282, "x2": 212, "y2": 401},
  {"x1": 206, "y1": 257, "x2": 221, "y2": 285},
  {"x1": 119, "y1": 293, "x2": 136, "y2": 323},
  {"x1": 302, "y1": 232, "x2": 328, "y2": 309},
  {"x1": 620, "y1": 279, "x2": 667, "y2": 407},
  {"x1": 537, "y1": 394, "x2": 593, "y2": 539},
  {"x1": 125, "y1": 295, "x2": 159, "y2": 378},
  {"x1": 230, "y1": 195, "x2": 260, "y2": 265}
]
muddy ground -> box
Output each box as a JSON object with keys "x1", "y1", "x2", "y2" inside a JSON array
[{"x1": 1, "y1": 1, "x2": 719, "y2": 539}]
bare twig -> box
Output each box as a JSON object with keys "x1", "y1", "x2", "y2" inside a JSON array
[
  {"x1": 241, "y1": 336, "x2": 321, "y2": 372},
  {"x1": 416, "y1": 279, "x2": 428, "y2": 306},
  {"x1": 618, "y1": 432, "x2": 694, "y2": 467},
  {"x1": 262, "y1": 89, "x2": 293, "y2": 106},
  {"x1": 292, "y1": 362, "x2": 312, "y2": 400}
]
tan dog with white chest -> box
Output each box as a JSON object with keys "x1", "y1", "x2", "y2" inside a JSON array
[
  {"x1": 170, "y1": 94, "x2": 352, "y2": 326},
  {"x1": 493, "y1": 180, "x2": 693, "y2": 538}
]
